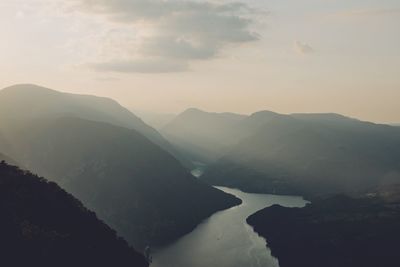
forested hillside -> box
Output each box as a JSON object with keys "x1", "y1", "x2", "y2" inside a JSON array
[{"x1": 0, "y1": 162, "x2": 148, "y2": 267}]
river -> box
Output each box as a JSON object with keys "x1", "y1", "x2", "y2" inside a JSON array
[{"x1": 151, "y1": 186, "x2": 308, "y2": 267}]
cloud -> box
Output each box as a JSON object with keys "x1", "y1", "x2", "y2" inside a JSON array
[
  {"x1": 95, "y1": 76, "x2": 120, "y2": 82},
  {"x1": 334, "y1": 8, "x2": 400, "y2": 18},
  {"x1": 294, "y1": 40, "x2": 314, "y2": 55},
  {"x1": 69, "y1": 0, "x2": 260, "y2": 73},
  {"x1": 89, "y1": 59, "x2": 189, "y2": 73},
  {"x1": 15, "y1": 11, "x2": 25, "y2": 19}
]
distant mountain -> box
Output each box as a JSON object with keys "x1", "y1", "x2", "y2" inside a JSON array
[
  {"x1": 0, "y1": 162, "x2": 148, "y2": 267},
  {"x1": 247, "y1": 186, "x2": 400, "y2": 267},
  {"x1": 161, "y1": 108, "x2": 400, "y2": 196},
  {"x1": 162, "y1": 108, "x2": 247, "y2": 163},
  {"x1": 6, "y1": 116, "x2": 240, "y2": 249},
  {"x1": 0, "y1": 84, "x2": 189, "y2": 168},
  {"x1": 232, "y1": 110, "x2": 288, "y2": 139},
  {"x1": 133, "y1": 110, "x2": 176, "y2": 129},
  {"x1": 202, "y1": 112, "x2": 400, "y2": 196}
]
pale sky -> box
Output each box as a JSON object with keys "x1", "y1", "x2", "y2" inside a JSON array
[{"x1": 0, "y1": 0, "x2": 399, "y2": 123}]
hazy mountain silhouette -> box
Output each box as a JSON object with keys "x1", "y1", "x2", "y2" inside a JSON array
[
  {"x1": 4, "y1": 116, "x2": 240, "y2": 249},
  {"x1": 202, "y1": 112, "x2": 400, "y2": 196},
  {"x1": 0, "y1": 162, "x2": 148, "y2": 267},
  {"x1": 232, "y1": 110, "x2": 288, "y2": 136},
  {"x1": 0, "y1": 84, "x2": 189, "y2": 168},
  {"x1": 161, "y1": 109, "x2": 294, "y2": 164},
  {"x1": 161, "y1": 108, "x2": 400, "y2": 195},
  {"x1": 162, "y1": 108, "x2": 246, "y2": 163},
  {"x1": 247, "y1": 185, "x2": 400, "y2": 267},
  {"x1": 133, "y1": 109, "x2": 176, "y2": 129}
]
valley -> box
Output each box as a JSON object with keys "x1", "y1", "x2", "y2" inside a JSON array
[
  {"x1": 0, "y1": 85, "x2": 241, "y2": 250},
  {"x1": 1, "y1": 85, "x2": 399, "y2": 267},
  {"x1": 2, "y1": 1, "x2": 399, "y2": 265}
]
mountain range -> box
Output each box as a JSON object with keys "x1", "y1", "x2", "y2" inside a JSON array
[
  {"x1": 163, "y1": 108, "x2": 400, "y2": 196},
  {"x1": 2, "y1": 84, "x2": 399, "y2": 264},
  {"x1": 0, "y1": 85, "x2": 240, "y2": 249},
  {"x1": 0, "y1": 84, "x2": 190, "y2": 168}
]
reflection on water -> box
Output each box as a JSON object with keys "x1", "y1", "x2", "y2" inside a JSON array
[{"x1": 151, "y1": 186, "x2": 308, "y2": 267}]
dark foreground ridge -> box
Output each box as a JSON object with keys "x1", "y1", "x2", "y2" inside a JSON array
[
  {"x1": 247, "y1": 186, "x2": 400, "y2": 267},
  {"x1": 0, "y1": 162, "x2": 148, "y2": 267}
]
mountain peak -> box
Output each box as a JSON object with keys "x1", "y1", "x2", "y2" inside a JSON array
[
  {"x1": 182, "y1": 108, "x2": 207, "y2": 114},
  {"x1": 249, "y1": 110, "x2": 282, "y2": 118},
  {"x1": 1, "y1": 84, "x2": 57, "y2": 94}
]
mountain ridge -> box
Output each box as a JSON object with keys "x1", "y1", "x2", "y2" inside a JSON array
[
  {"x1": 247, "y1": 186, "x2": 400, "y2": 267},
  {"x1": 5, "y1": 115, "x2": 241, "y2": 249},
  {"x1": 197, "y1": 111, "x2": 400, "y2": 196},
  {"x1": 0, "y1": 84, "x2": 190, "y2": 168},
  {"x1": 0, "y1": 161, "x2": 148, "y2": 267}
]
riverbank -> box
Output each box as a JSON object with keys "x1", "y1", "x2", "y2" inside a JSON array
[
  {"x1": 151, "y1": 187, "x2": 307, "y2": 267},
  {"x1": 247, "y1": 188, "x2": 400, "y2": 267}
]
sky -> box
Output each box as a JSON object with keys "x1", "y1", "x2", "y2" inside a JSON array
[{"x1": 0, "y1": 0, "x2": 399, "y2": 123}]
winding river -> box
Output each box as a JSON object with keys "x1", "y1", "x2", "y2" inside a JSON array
[{"x1": 151, "y1": 186, "x2": 307, "y2": 267}]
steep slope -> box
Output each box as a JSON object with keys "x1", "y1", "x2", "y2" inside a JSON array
[
  {"x1": 0, "y1": 84, "x2": 188, "y2": 167},
  {"x1": 8, "y1": 117, "x2": 241, "y2": 249},
  {"x1": 0, "y1": 162, "x2": 148, "y2": 267},
  {"x1": 202, "y1": 113, "x2": 400, "y2": 196},
  {"x1": 162, "y1": 108, "x2": 247, "y2": 163},
  {"x1": 247, "y1": 187, "x2": 400, "y2": 267}
]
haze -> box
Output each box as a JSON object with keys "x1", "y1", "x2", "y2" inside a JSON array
[{"x1": 1, "y1": 0, "x2": 399, "y2": 123}]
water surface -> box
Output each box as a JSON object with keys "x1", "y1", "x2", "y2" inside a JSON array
[{"x1": 151, "y1": 186, "x2": 308, "y2": 267}]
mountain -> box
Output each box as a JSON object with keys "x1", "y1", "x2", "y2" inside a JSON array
[
  {"x1": 0, "y1": 84, "x2": 189, "y2": 168},
  {"x1": 202, "y1": 112, "x2": 400, "y2": 196},
  {"x1": 162, "y1": 108, "x2": 247, "y2": 163},
  {"x1": 161, "y1": 109, "x2": 291, "y2": 164},
  {"x1": 231, "y1": 110, "x2": 288, "y2": 138},
  {"x1": 5, "y1": 116, "x2": 241, "y2": 249},
  {"x1": 247, "y1": 186, "x2": 400, "y2": 267},
  {"x1": 133, "y1": 109, "x2": 176, "y2": 129},
  {"x1": 0, "y1": 162, "x2": 148, "y2": 267}
]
